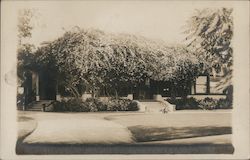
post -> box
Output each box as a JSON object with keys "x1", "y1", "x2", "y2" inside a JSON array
[
  {"x1": 35, "y1": 73, "x2": 40, "y2": 101},
  {"x1": 42, "y1": 104, "x2": 46, "y2": 112},
  {"x1": 191, "y1": 80, "x2": 196, "y2": 94},
  {"x1": 170, "y1": 82, "x2": 176, "y2": 100},
  {"x1": 22, "y1": 95, "x2": 26, "y2": 111},
  {"x1": 126, "y1": 85, "x2": 133, "y2": 100},
  {"x1": 153, "y1": 94, "x2": 163, "y2": 101},
  {"x1": 207, "y1": 75, "x2": 210, "y2": 94},
  {"x1": 127, "y1": 94, "x2": 133, "y2": 100},
  {"x1": 82, "y1": 92, "x2": 92, "y2": 101},
  {"x1": 56, "y1": 81, "x2": 61, "y2": 101}
]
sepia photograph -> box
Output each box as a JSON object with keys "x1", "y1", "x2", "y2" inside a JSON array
[{"x1": 0, "y1": 0, "x2": 249, "y2": 159}]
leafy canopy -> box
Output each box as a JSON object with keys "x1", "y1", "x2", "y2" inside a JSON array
[
  {"x1": 184, "y1": 8, "x2": 233, "y2": 73},
  {"x1": 184, "y1": 8, "x2": 233, "y2": 90},
  {"x1": 34, "y1": 27, "x2": 202, "y2": 96}
]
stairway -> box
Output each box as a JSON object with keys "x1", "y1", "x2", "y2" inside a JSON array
[
  {"x1": 139, "y1": 100, "x2": 166, "y2": 113},
  {"x1": 26, "y1": 100, "x2": 53, "y2": 111}
]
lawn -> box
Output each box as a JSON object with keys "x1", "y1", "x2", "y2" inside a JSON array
[
  {"x1": 128, "y1": 126, "x2": 231, "y2": 142},
  {"x1": 104, "y1": 111, "x2": 232, "y2": 142},
  {"x1": 16, "y1": 110, "x2": 233, "y2": 154}
]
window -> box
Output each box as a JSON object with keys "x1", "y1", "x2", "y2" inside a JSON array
[{"x1": 195, "y1": 76, "x2": 208, "y2": 94}]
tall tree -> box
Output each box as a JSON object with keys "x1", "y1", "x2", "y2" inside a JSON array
[
  {"x1": 17, "y1": 9, "x2": 37, "y2": 84},
  {"x1": 184, "y1": 8, "x2": 233, "y2": 88},
  {"x1": 34, "y1": 27, "x2": 202, "y2": 98},
  {"x1": 17, "y1": 9, "x2": 36, "y2": 45},
  {"x1": 17, "y1": 8, "x2": 39, "y2": 106}
]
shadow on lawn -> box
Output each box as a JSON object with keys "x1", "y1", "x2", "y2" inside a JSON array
[{"x1": 128, "y1": 126, "x2": 232, "y2": 142}]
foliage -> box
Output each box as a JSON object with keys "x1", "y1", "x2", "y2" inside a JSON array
[
  {"x1": 127, "y1": 100, "x2": 140, "y2": 111},
  {"x1": 185, "y1": 8, "x2": 233, "y2": 70},
  {"x1": 34, "y1": 27, "x2": 202, "y2": 97},
  {"x1": 197, "y1": 97, "x2": 232, "y2": 110},
  {"x1": 17, "y1": 9, "x2": 35, "y2": 43},
  {"x1": 167, "y1": 97, "x2": 200, "y2": 110},
  {"x1": 52, "y1": 98, "x2": 87, "y2": 112},
  {"x1": 17, "y1": 9, "x2": 38, "y2": 86},
  {"x1": 167, "y1": 97, "x2": 232, "y2": 110},
  {"x1": 216, "y1": 98, "x2": 232, "y2": 109},
  {"x1": 105, "y1": 98, "x2": 135, "y2": 111},
  {"x1": 85, "y1": 98, "x2": 107, "y2": 111},
  {"x1": 52, "y1": 97, "x2": 139, "y2": 112},
  {"x1": 184, "y1": 8, "x2": 233, "y2": 90},
  {"x1": 198, "y1": 97, "x2": 218, "y2": 110},
  {"x1": 17, "y1": 44, "x2": 36, "y2": 82}
]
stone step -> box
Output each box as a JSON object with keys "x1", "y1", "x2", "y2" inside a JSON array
[
  {"x1": 138, "y1": 99, "x2": 158, "y2": 102},
  {"x1": 139, "y1": 100, "x2": 176, "y2": 113},
  {"x1": 26, "y1": 100, "x2": 54, "y2": 112},
  {"x1": 139, "y1": 101, "x2": 166, "y2": 113},
  {"x1": 26, "y1": 108, "x2": 43, "y2": 111},
  {"x1": 30, "y1": 106, "x2": 43, "y2": 109}
]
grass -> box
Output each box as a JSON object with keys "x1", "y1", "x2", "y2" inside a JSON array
[
  {"x1": 16, "y1": 111, "x2": 233, "y2": 154},
  {"x1": 128, "y1": 125, "x2": 232, "y2": 142},
  {"x1": 18, "y1": 116, "x2": 34, "y2": 122},
  {"x1": 22, "y1": 118, "x2": 134, "y2": 145},
  {"x1": 105, "y1": 112, "x2": 231, "y2": 129},
  {"x1": 17, "y1": 116, "x2": 37, "y2": 139}
]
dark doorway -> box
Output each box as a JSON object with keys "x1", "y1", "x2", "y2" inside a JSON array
[
  {"x1": 132, "y1": 80, "x2": 192, "y2": 100},
  {"x1": 133, "y1": 82, "x2": 154, "y2": 100},
  {"x1": 39, "y1": 70, "x2": 56, "y2": 100},
  {"x1": 24, "y1": 71, "x2": 36, "y2": 105}
]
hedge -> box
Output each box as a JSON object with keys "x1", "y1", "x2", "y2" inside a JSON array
[
  {"x1": 52, "y1": 97, "x2": 139, "y2": 112},
  {"x1": 167, "y1": 97, "x2": 232, "y2": 110}
]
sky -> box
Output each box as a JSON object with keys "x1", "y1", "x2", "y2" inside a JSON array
[{"x1": 11, "y1": 1, "x2": 234, "y2": 46}]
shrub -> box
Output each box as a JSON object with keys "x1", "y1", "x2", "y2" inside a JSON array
[
  {"x1": 106, "y1": 98, "x2": 133, "y2": 111},
  {"x1": 53, "y1": 100, "x2": 68, "y2": 112},
  {"x1": 167, "y1": 97, "x2": 232, "y2": 110},
  {"x1": 84, "y1": 98, "x2": 97, "y2": 112},
  {"x1": 79, "y1": 102, "x2": 91, "y2": 112},
  {"x1": 52, "y1": 97, "x2": 139, "y2": 112},
  {"x1": 127, "y1": 100, "x2": 140, "y2": 111},
  {"x1": 17, "y1": 93, "x2": 25, "y2": 109},
  {"x1": 167, "y1": 97, "x2": 200, "y2": 110},
  {"x1": 67, "y1": 98, "x2": 86, "y2": 112},
  {"x1": 216, "y1": 98, "x2": 232, "y2": 109},
  {"x1": 198, "y1": 97, "x2": 218, "y2": 110}
]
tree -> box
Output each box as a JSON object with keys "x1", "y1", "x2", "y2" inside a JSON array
[
  {"x1": 184, "y1": 8, "x2": 234, "y2": 104},
  {"x1": 17, "y1": 9, "x2": 37, "y2": 84},
  {"x1": 17, "y1": 9, "x2": 39, "y2": 106},
  {"x1": 184, "y1": 8, "x2": 233, "y2": 85},
  {"x1": 34, "y1": 27, "x2": 202, "y2": 98},
  {"x1": 17, "y1": 9, "x2": 38, "y2": 45}
]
